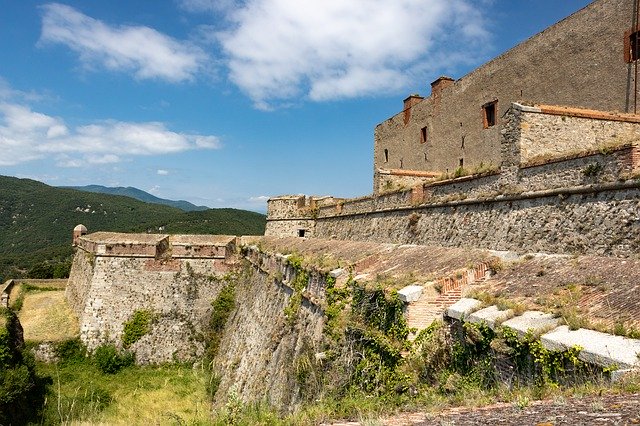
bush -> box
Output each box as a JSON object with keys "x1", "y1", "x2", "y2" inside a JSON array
[
  {"x1": 55, "y1": 338, "x2": 86, "y2": 364},
  {"x1": 93, "y1": 344, "x2": 134, "y2": 374},
  {"x1": 122, "y1": 310, "x2": 153, "y2": 348}
]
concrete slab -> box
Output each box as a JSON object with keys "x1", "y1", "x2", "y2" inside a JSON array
[
  {"x1": 502, "y1": 311, "x2": 561, "y2": 338},
  {"x1": 397, "y1": 285, "x2": 423, "y2": 303},
  {"x1": 467, "y1": 305, "x2": 514, "y2": 330},
  {"x1": 540, "y1": 325, "x2": 640, "y2": 369},
  {"x1": 329, "y1": 268, "x2": 345, "y2": 278},
  {"x1": 446, "y1": 298, "x2": 482, "y2": 321}
]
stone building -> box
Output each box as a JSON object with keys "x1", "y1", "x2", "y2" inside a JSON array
[
  {"x1": 266, "y1": 0, "x2": 640, "y2": 253},
  {"x1": 374, "y1": 0, "x2": 640, "y2": 193}
]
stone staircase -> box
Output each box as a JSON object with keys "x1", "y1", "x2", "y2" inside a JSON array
[{"x1": 406, "y1": 288, "x2": 463, "y2": 338}]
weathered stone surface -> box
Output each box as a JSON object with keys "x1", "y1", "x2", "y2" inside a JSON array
[
  {"x1": 540, "y1": 325, "x2": 640, "y2": 369},
  {"x1": 467, "y1": 305, "x2": 514, "y2": 330},
  {"x1": 397, "y1": 285, "x2": 423, "y2": 303},
  {"x1": 329, "y1": 268, "x2": 345, "y2": 278},
  {"x1": 447, "y1": 298, "x2": 482, "y2": 321},
  {"x1": 501, "y1": 311, "x2": 561, "y2": 338}
]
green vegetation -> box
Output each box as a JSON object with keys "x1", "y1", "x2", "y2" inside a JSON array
[
  {"x1": 122, "y1": 310, "x2": 153, "y2": 348},
  {"x1": 0, "y1": 308, "x2": 42, "y2": 425},
  {"x1": 0, "y1": 175, "x2": 266, "y2": 281},
  {"x1": 94, "y1": 344, "x2": 135, "y2": 374},
  {"x1": 205, "y1": 280, "x2": 236, "y2": 361}
]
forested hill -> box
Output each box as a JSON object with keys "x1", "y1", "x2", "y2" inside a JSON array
[
  {"x1": 0, "y1": 175, "x2": 266, "y2": 280},
  {"x1": 62, "y1": 184, "x2": 209, "y2": 212}
]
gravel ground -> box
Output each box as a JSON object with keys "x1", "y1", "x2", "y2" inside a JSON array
[{"x1": 327, "y1": 393, "x2": 640, "y2": 426}]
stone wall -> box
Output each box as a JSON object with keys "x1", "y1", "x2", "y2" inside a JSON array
[
  {"x1": 213, "y1": 245, "x2": 327, "y2": 411},
  {"x1": 373, "y1": 0, "x2": 637, "y2": 186},
  {"x1": 66, "y1": 237, "x2": 237, "y2": 364},
  {"x1": 514, "y1": 104, "x2": 640, "y2": 165},
  {"x1": 313, "y1": 184, "x2": 640, "y2": 257}
]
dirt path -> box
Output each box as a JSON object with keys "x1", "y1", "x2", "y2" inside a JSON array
[{"x1": 327, "y1": 393, "x2": 640, "y2": 426}]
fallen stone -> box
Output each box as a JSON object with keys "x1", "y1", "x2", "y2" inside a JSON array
[
  {"x1": 540, "y1": 325, "x2": 640, "y2": 369},
  {"x1": 329, "y1": 268, "x2": 345, "y2": 278},
  {"x1": 467, "y1": 305, "x2": 514, "y2": 329},
  {"x1": 446, "y1": 298, "x2": 482, "y2": 321},
  {"x1": 397, "y1": 285, "x2": 423, "y2": 303},
  {"x1": 502, "y1": 311, "x2": 561, "y2": 338}
]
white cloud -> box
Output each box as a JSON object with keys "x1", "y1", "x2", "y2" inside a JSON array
[
  {"x1": 40, "y1": 3, "x2": 208, "y2": 82},
  {"x1": 0, "y1": 101, "x2": 221, "y2": 167},
  {"x1": 216, "y1": 0, "x2": 490, "y2": 107},
  {"x1": 157, "y1": 169, "x2": 170, "y2": 175},
  {"x1": 177, "y1": 0, "x2": 238, "y2": 13},
  {"x1": 248, "y1": 195, "x2": 269, "y2": 203}
]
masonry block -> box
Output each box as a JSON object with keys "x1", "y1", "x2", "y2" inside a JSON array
[
  {"x1": 446, "y1": 298, "x2": 482, "y2": 321},
  {"x1": 502, "y1": 311, "x2": 561, "y2": 338},
  {"x1": 397, "y1": 285, "x2": 423, "y2": 303},
  {"x1": 467, "y1": 305, "x2": 514, "y2": 330}
]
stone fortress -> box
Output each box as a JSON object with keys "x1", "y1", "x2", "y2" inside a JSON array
[
  {"x1": 57, "y1": 0, "x2": 640, "y2": 408},
  {"x1": 266, "y1": 0, "x2": 640, "y2": 258}
]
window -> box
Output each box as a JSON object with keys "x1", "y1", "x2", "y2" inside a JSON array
[
  {"x1": 420, "y1": 126, "x2": 427, "y2": 144},
  {"x1": 482, "y1": 101, "x2": 497, "y2": 128},
  {"x1": 384, "y1": 149, "x2": 389, "y2": 163},
  {"x1": 626, "y1": 30, "x2": 640, "y2": 62},
  {"x1": 297, "y1": 229, "x2": 306, "y2": 237}
]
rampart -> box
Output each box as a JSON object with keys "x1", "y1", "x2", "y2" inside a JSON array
[
  {"x1": 66, "y1": 232, "x2": 238, "y2": 363},
  {"x1": 266, "y1": 104, "x2": 640, "y2": 257}
]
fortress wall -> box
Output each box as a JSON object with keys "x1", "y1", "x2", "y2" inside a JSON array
[
  {"x1": 67, "y1": 250, "x2": 232, "y2": 363},
  {"x1": 213, "y1": 245, "x2": 326, "y2": 411},
  {"x1": 313, "y1": 185, "x2": 640, "y2": 257},
  {"x1": 517, "y1": 107, "x2": 640, "y2": 165}
]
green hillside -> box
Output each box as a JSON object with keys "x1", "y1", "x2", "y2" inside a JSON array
[
  {"x1": 63, "y1": 184, "x2": 209, "y2": 212},
  {"x1": 0, "y1": 175, "x2": 266, "y2": 281}
]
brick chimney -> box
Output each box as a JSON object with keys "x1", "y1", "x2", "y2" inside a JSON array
[
  {"x1": 430, "y1": 76, "x2": 454, "y2": 111},
  {"x1": 403, "y1": 94, "x2": 424, "y2": 124}
]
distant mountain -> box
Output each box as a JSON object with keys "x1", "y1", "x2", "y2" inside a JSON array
[
  {"x1": 63, "y1": 185, "x2": 209, "y2": 212},
  {"x1": 0, "y1": 175, "x2": 266, "y2": 281}
]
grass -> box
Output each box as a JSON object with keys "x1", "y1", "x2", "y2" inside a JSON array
[
  {"x1": 17, "y1": 289, "x2": 79, "y2": 341},
  {"x1": 37, "y1": 361, "x2": 211, "y2": 425}
]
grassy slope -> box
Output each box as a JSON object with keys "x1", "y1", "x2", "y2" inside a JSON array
[{"x1": 0, "y1": 175, "x2": 266, "y2": 280}]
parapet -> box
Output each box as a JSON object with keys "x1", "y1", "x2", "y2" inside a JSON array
[{"x1": 75, "y1": 231, "x2": 237, "y2": 260}]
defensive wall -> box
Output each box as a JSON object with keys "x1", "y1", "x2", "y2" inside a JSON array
[
  {"x1": 373, "y1": 0, "x2": 639, "y2": 181},
  {"x1": 66, "y1": 232, "x2": 238, "y2": 363},
  {"x1": 266, "y1": 103, "x2": 640, "y2": 257}
]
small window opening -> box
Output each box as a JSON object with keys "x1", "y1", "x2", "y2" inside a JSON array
[
  {"x1": 423, "y1": 152, "x2": 427, "y2": 161},
  {"x1": 482, "y1": 101, "x2": 497, "y2": 128},
  {"x1": 298, "y1": 229, "x2": 306, "y2": 237},
  {"x1": 420, "y1": 126, "x2": 427, "y2": 144},
  {"x1": 630, "y1": 31, "x2": 640, "y2": 62},
  {"x1": 399, "y1": 158, "x2": 403, "y2": 169},
  {"x1": 461, "y1": 135, "x2": 465, "y2": 149},
  {"x1": 384, "y1": 149, "x2": 389, "y2": 163},
  {"x1": 459, "y1": 158, "x2": 464, "y2": 168}
]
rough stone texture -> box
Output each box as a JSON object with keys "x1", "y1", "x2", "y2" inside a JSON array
[
  {"x1": 501, "y1": 311, "x2": 561, "y2": 339},
  {"x1": 373, "y1": 0, "x2": 636, "y2": 185},
  {"x1": 466, "y1": 305, "x2": 513, "y2": 330},
  {"x1": 540, "y1": 325, "x2": 640, "y2": 370},
  {"x1": 446, "y1": 298, "x2": 482, "y2": 321},
  {"x1": 517, "y1": 108, "x2": 640, "y2": 165},
  {"x1": 213, "y1": 250, "x2": 326, "y2": 412},
  {"x1": 66, "y1": 237, "x2": 236, "y2": 364},
  {"x1": 312, "y1": 186, "x2": 640, "y2": 257}
]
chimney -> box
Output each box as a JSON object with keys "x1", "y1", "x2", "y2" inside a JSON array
[
  {"x1": 403, "y1": 94, "x2": 424, "y2": 124},
  {"x1": 430, "y1": 76, "x2": 454, "y2": 97}
]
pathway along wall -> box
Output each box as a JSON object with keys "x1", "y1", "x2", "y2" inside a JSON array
[{"x1": 313, "y1": 184, "x2": 640, "y2": 257}]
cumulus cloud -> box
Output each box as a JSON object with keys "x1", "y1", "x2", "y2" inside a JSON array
[
  {"x1": 0, "y1": 101, "x2": 221, "y2": 167},
  {"x1": 215, "y1": 0, "x2": 489, "y2": 108},
  {"x1": 40, "y1": 3, "x2": 208, "y2": 82}
]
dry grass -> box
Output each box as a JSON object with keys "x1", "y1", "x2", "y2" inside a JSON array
[{"x1": 18, "y1": 290, "x2": 79, "y2": 341}]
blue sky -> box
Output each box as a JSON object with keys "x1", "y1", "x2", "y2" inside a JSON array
[{"x1": 0, "y1": 0, "x2": 591, "y2": 212}]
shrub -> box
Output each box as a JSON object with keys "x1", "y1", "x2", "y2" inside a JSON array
[
  {"x1": 55, "y1": 338, "x2": 86, "y2": 365},
  {"x1": 93, "y1": 344, "x2": 134, "y2": 374},
  {"x1": 122, "y1": 310, "x2": 152, "y2": 348}
]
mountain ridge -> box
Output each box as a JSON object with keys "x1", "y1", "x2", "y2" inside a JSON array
[{"x1": 61, "y1": 185, "x2": 209, "y2": 212}]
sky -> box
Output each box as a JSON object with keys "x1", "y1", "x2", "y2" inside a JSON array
[{"x1": 0, "y1": 0, "x2": 592, "y2": 212}]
